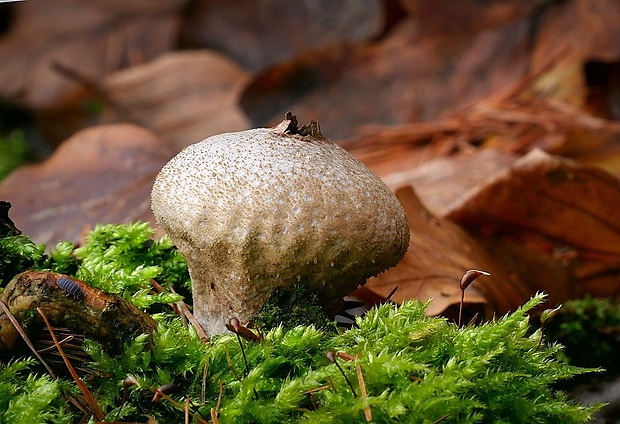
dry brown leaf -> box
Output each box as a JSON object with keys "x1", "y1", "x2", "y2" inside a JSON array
[
  {"x1": 0, "y1": 0, "x2": 186, "y2": 109},
  {"x1": 344, "y1": 128, "x2": 460, "y2": 182},
  {"x1": 352, "y1": 146, "x2": 519, "y2": 218},
  {"x1": 100, "y1": 50, "x2": 252, "y2": 152},
  {"x1": 579, "y1": 139, "x2": 620, "y2": 178},
  {"x1": 345, "y1": 72, "x2": 620, "y2": 182},
  {"x1": 445, "y1": 148, "x2": 620, "y2": 299},
  {"x1": 531, "y1": 0, "x2": 620, "y2": 108},
  {"x1": 363, "y1": 186, "x2": 528, "y2": 318},
  {"x1": 0, "y1": 124, "x2": 171, "y2": 245},
  {"x1": 180, "y1": 0, "x2": 384, "y2": 72},
  {"x1": 399, "y1": 0, "x2": 546, "y2": 34},
  {"x1": 385, "y1": 149, "x2": 518, "y2": 216},
  {"x1": 240, "y1": 16, "x2": 531, "y2": 141}
]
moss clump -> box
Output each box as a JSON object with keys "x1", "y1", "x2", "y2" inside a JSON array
[
  {"x1": 78, "y1": 293, "x2": 600, "y2": 423},
  {"x1": 2, "y1": 297, "x2": 603, "y2": 423},
  {"x1": 0, "y1": 131, "x2": 28, "y2": 182},
  {"x1": 73, "y1": 222, "x2": 189, "y2": 308},
  {"x1": 0, "y1": 220, "x2": 605, "y2": 422},
  {"x1": 0, "y1": 220, "x2": 189, "y2": 310},
  {"x1": 254, "y1": 283, "x2": 334, "y2": 332},
  {"x1": 0, "y1": 359, "x2": 72, "y2": 424},
  {"x1": 0, "y1": 235, "x2": 47, "y2": 287},
  {"x1": 542, "y1": 296, "x2": 620, "y2": 374}
]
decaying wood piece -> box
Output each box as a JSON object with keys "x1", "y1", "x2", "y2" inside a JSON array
[{"x1": 0, "y1": 271, "x2": 157, "y2": 354}]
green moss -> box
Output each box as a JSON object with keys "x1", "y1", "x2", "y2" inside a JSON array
[
  {"x1": 542, "y1": 296, "x2": 620, "y2": 374},
  {"x1": 0, "y1": 235, "x2": 47, "y2": 287},
  {"x1": 255, "y1": 283, "x2": 334, "y2": 332},
  {"x1": 0, "y1": 220, "x2": 190, "y2": 309},
  {"x1": 0, "y1": 359, "x2": 72, "y2": 424},
  {"x1": 0, "y1": 131, "x2": 28, "y2": 182},
  {"x1": 75, "y1": 293, "x2": 601, "y2": 423},
  {"x1": 73, "y1": 222, "x2": 189, "y2": 308},
  {"x1": 0, "y1": 220, "x2": 606, "y2": 422}
]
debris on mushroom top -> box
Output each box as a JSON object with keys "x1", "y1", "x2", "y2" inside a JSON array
[{"x1": 151, "y1": 113, "x2": 410, "y2": 335}]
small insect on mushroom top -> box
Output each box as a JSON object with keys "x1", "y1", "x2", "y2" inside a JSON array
[{"x1": 56, "y1": 277, "x2": 85, "y2": 301}]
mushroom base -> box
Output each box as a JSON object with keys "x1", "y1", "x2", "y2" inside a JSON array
[{"x1": 188, "y1": 263, "x2": 277, "y2": 336}]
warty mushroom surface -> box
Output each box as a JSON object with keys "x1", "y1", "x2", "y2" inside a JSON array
[{"x1": 151, "y1": 114, "x2": 410, "y2": 335}]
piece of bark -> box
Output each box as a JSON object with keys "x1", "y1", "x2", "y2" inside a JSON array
[
  {"x1": 0, "y1": 201, "x2": 21, "y2": 237},
  {"x1": 0, "y1": 271, "x2": 157, "y2": 354}
]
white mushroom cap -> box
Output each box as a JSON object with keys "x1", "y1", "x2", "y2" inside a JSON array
[{"x1": 151, "y1": 114, "x2": 409, "y2": 335}]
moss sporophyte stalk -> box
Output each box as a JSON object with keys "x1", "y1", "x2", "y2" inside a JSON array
[{"x1": 0, "y1": 204, "x2": 605, "y2": 422}]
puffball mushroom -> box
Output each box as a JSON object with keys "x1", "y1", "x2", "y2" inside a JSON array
[{"x1": 151, "y1": 113, "x2": 410, "y2": 335}]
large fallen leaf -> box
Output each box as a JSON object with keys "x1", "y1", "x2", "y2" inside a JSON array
[
  {"x1": 531, "y1": 0, "x2": 620, "y2": 108},
  {"x1": 99, "y1": 50, "x2": 251, "y2": 152},
  {"x1": 445, "y1": 149, "x2": 620, "y2": 298},
  {"x1": 362, "y1": 186, "x2": 529, "y2": 318},
  {"x1": 352, "y1": 145, "x2": 519, "y2": 217},
  {"x1": 399, "y1": 0, "x2": 546, "y2": 34},
  {"x1": 344, "y1": 74, "x2": 620, "y2": 182},
  {"x1": 180, "y1": 0, "x2": 383, "y2": 71},
  {"x1": 579, "y1": 139, "x2": 620, "y2": 178},
  {"x1": 0, "y1": 0, "x2": 186, "y2": 109},
  {"x1": 0, "y1": 124, "x2": 171, "y2": 246},
  {"x1": 240, "y1": 12, "x2": 532, "y2": 140}
]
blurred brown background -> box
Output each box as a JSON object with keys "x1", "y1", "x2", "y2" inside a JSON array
[{"x1": 0, "y1": 0, "x2": 619, "y2": 317}]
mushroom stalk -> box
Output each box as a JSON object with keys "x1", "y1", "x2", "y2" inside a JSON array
[{"x1": 151, "y1": 113, "x2": 409, "y2": 335}]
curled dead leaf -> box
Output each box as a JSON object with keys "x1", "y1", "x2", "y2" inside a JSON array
[
  {"x1": 0, "y1": 0, "x2": 186, "y2": 109},
  {"x1": 180, "y1": 0, "x2": 384, "y2": 71},
  {"x1": 446, "y1": 148, "x2": 620, "y2": 300},
  {"x1": 362, "y1": 186, "x2": 528, "y2": 319},
  {"x1": 0, "y1": 124, "x2": 171, "y2": 245},
  {"x1": 99, "y1": 50, "x2": 252, "y2": 152}
]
